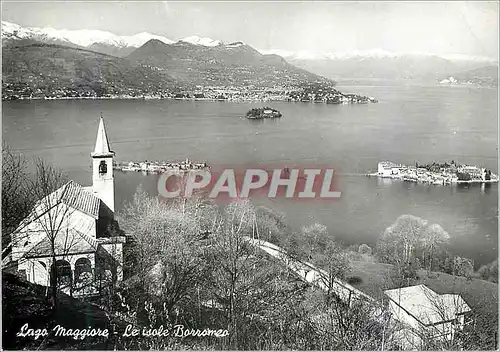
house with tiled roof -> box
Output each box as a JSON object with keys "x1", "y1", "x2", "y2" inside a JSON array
[
  {"x1": 9, "y1": 117, "x2": 125, "y2": 297},
  {"x1": 384, "y1": 284, "x2": 471, "y2": 348}
]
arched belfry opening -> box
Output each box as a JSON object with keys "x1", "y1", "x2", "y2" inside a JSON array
[{"x1": 99, "y1": 160, "x2": 107, "y2": 175}]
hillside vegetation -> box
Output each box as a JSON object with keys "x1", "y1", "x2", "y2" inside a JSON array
[
  {"x1": 2, "y1": 43, "x2": 178, "y2": 99},
  {"x1": 127, "y1": 39, "x2": 334, "y2": 87}
]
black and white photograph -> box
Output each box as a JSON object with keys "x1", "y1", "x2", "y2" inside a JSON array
[{"x1": 1, "y1": 1, "x2": 498, "y2": 350}]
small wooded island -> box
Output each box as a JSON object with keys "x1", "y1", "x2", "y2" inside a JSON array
[{"x1": 246, "y1": 107, "x2": 282, "y2": 119}]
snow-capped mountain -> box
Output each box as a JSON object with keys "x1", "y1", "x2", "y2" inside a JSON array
[
  {"x1": 4, "y1": 20, "x2": 496, "y2": 82},
  {"x1": 1, "y1": 21, "x2": 174, "y2": 48},
  {"x1": 180, "y1": 35, "x2": 222, "y2": 47},
  {"x1": 1, "y1": 21, "x2": 235, "y2": 51},
  {"x1": 1, "y1": 21, "x2": 255, "y2": 58}
]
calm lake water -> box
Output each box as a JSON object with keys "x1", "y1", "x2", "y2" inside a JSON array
[{"x1": 3, "y1": 84, "x2": 498, "y2": 266}]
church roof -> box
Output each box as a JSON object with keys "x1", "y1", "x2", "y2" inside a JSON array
[
  {"x1": 61, "y1": 181, "x2": 101, "y2": 218},
  {"x1": 91, "y1": 116, "x2": 114, "y2": 157},
  {"x1": 14, "y1": 182, "x2": 103, "y2": 259},
  {"x1": 14, "y1": 181, "x2": 101, "y2": 235},
  {"x1": 46, "y1": 180, "x2": 101, "y2": 219}
]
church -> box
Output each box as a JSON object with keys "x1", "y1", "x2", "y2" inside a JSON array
[{"x1": 9, "y1": 117, "x2": 126, "y2": 297}]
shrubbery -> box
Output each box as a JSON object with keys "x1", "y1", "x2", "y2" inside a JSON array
[
  {"x1": 358, "y1": 244, "x2": 372, "y2": 255},
  {"x1": 478, "y1": 260, "x2": 498, "y2": 283}
]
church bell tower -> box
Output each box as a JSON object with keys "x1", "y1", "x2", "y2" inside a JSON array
[{"x1": 91, "y1": 116, "x2": 115, "y2": 213}]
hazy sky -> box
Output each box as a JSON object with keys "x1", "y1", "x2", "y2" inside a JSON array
[{"x1": 2, "y1": 1, "x2": 499, "y2": 59}]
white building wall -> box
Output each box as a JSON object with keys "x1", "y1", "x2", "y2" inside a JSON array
[
  {"x1": 19, "y1": 258, "x2": 50, "y2": 286},
  {"x1": 92, "y1": 156, "x2": 115, "y2": 212},
  {"x1": 18, "y1": 253, "x2": 96, "y2": 287},
  {"x1": 12, "y1": 204, "x2": 97, "y2": 262},
  {"x1": 11, "y1": 203, "x2": 98, "y2": 288},
  {"x1": 388, "y1": 299, "x2": 421, "y2": 330},
  {"x1": 388, "y1": 300, "x2": 463, "y2": 344}
]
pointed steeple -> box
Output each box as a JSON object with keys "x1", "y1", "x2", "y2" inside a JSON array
[
  {"x1": 91, "y1": 115, "x2": 115, "y2": 213},
  {"x1": 91, "y1": 115, "x2": 114, "y2": 157}
]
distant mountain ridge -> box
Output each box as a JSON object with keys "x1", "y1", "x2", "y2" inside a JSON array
[
  {"x1": 261, "y1": 48, "x2": 498, "y2": 82},
  {"x1": 260, "y1": 48, "x2": 497, "y2": 63},
  {"x1": 126, "y1": 39, "x2": 332, "y2": 87}
]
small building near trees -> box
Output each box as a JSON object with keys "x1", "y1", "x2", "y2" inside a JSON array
[{"x1": 385, "y1": 284, "x2": 471, "y2": 348}]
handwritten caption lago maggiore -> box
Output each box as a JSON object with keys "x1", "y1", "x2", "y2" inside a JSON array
[{"x1": 17, "y1": 323, "x2": 229, "y2": 340}]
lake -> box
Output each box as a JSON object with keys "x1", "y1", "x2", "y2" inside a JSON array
[{"x1": 3, "y1": 84, "x2": 498, "y2": 266}]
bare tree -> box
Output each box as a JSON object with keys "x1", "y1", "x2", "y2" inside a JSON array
[
  {"x1": 205, "y1": 200, "x2": 316, "y2": 349},
  {"x1": 1, "y1": 144, "x2": 33, "y2": 252},
  {"x1": 302, "y1": 223, "x2": 328, "y2": 257},
  {"x1": 118, "y1": 187, "x2": 212, "y2": 327},
  {"x1": 11, "y1": 157, "x2": 77, "y2": 307},
  {"x1": 254, "y1": 205, "x2": 290, "y2": 245},
  {"x1": 419, "y1": 224, "x2": 450, "y2": 273},
  {"x1": 313, "y1": 239, "x2": 351, "y2": 284},
  {"x1": 206, "y1": 200, "x2": 257, "y2": 348},
  {"x1": 117, "y1": 193, "x2": 316, "y2": 349},
  {"x1": 303, "y1": 284, "x2": 395, "y2": 350},
  {"x1": 377, "y1": 215, "x2": 428, "y2": 284}
]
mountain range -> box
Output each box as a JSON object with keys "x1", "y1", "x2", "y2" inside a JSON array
[
  {"x1": 287, "y1": 56, "x2": 497, "y2": 83},
  {"x1": 2, "y1": 21, "x2": 336, "y2": 99},
  {"x1": 2, "y1": 21, "x2": 174, "y2": 50},
  {"x1": 126, "y1": 39, "x2": 327, "y2": 87},
  {"x1": 261, "y1": 49, "x2": 498, "y2": 83},
  {"x1": 2, "y1": 21, "x2": 497, "y2": 100},
  {"x1": 1, "y1": 21, "x2": 242, "y2": 56}
]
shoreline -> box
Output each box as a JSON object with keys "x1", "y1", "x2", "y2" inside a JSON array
[{"x1": 1, "y1": 96, "x2": 378, "y2": 104}]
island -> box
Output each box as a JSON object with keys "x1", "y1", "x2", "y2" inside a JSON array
[
  {"x1": 370, "y1": 161, "x2": 499, "y2": 185},
  {"x1": 246, "y1": 107, "x2": 282, "y2": 119},
  {"x1": 113, "y1": 158, "x2": 210, "y2": 174}
]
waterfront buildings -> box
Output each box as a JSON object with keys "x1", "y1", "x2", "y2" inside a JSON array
[{"x1": 376, "y1": 161, "x2": 498, "y2": 184}]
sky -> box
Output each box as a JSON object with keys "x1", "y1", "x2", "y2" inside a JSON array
[{"x1": 2, "y1": 1, "x2": 499, "y2": 59}]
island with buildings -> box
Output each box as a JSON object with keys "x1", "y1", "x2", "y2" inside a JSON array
[
  {"x1": 113, "y1": 158, "x2": 210, "y2": 174},
  {"x1": 373, "y1": 161, "x2": 499, "y2": 184}
]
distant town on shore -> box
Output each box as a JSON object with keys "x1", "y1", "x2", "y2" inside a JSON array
[{"x1": 374, "y1": 161, "x2": 498, "y2": 185}]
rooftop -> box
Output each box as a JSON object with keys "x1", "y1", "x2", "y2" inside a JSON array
[
  {"x1": 384, "y1": 284, "x2": 471, "y2": 326},
  {"x1": 91, "y1": 116, "x2": 115, "y2": 157}
]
